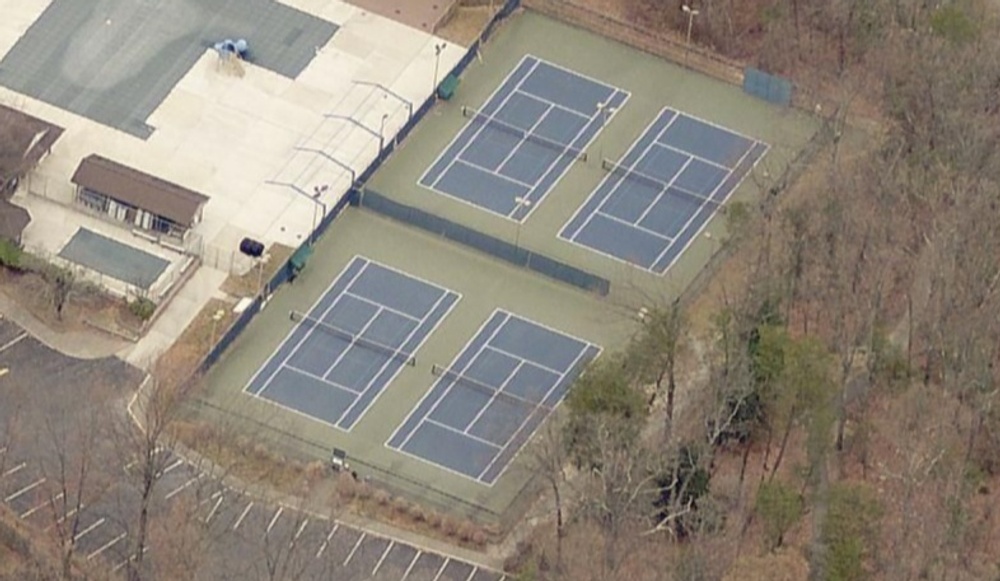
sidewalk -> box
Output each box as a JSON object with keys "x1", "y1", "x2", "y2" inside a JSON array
[{"x1": 0, "y1": 290, "x2": 129, "y2": 359}]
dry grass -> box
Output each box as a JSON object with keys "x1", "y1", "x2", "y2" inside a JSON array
[
  {"x1": 0, "y1": 267, "x2": 144, "y2": 337},
  {"x1": 156, "y1": 297, "x2": 239, "y2": 378},
  {"x1": 437, "y1": 5, "x2": 494, "y2": 45},
  {"x1": 220, "y1": 243, "x2": 294, "y2": 298}
]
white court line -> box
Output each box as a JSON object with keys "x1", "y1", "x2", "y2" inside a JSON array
[
  {"x1": 425, "y1": 418, "x2": 502, "y2": 449},
  {"x1": 596, "y1": 209, "x2": 674, "y2": 241},
  {"x1": 400, "y1": 550, "x2": 421, "y2": 580},
  {"x1": 164, "y1": 475, "x2": 201, "y2": 500},
  {"x1": 203, "y1": 493, "x2": 224, "y2": 524},
  {"x1": 316, "y1": 523, "x2": 339, "y2": 558},
  {"x1": 343, "y1": 291, "x2": 421, "y2": 323},
  {"x1": 561, "y1": 106, "x2": 676, "y2": 241},
  {"x1": 635, "y1": 156, "x2": 694, "y2": 226},
  {"x1": 5, "y1": 477, "x2": 45, "y2": 502},
  {"x1": 495, "y1": 103, "x2": 552, "y2": 173},
  {"x1": 342, "y1": 532, "x2": 366, "y2": 566},
  {"x1": 1, "y1": 462, "x2": 26, "y2": 478},
  {"x1": 233, "y1": 501, "x2": 254, "y2": 530},
  {"x1": 485, "y1": 345, "x2": 564, "y2": 376},
  {"x1": 650, "y1": 141, "x2": 764, "y2": 273},
  {"x1": 454, "y1": 158, "x2": 534, "y2": 189},
  {"x1": 21, "y1": 491, "x2": 63, "y2": 519},
  {"x1": 371, "y1": 540, "x2": 393, "y2": 576},
  {"x1": 73, "y1": 517, "x2": 105, "y2": 542},
  {"x1": 246, "y1": 258, "x2": 369, "y2": 397},
  {"x1": 462, "y1": 361, "x2": 524, "y2": 434},
  {"x1": 0, "y1": 332, "x2": 27, "y2": 353},
  {"x1": 290, "y1": 519, "x2": 308, "y2": 548},
  {"x1": 432, "y1": 558, "x2": 450, "y2": 581},
  {"x1": 395, "y1": 312, "x2": 509, "y2": 450},
  {"x1": 317, "y1": 306, "x2": 385, "y2": 383},
  {"x1": 335, "y1": 285, "x2": 459, "y2": 430},
  {"x1": 421, "y1": 56, "x2": 540, "y2": 191},
  {"x1": 479, "y1": 341, "x2": 597, "y2": 484},
  {"x1": 87, "y1": 532, "x2": 126, "y2": 561},
  {"x1": 265, "y1": 506, "x2": 284, "y2": 535}
]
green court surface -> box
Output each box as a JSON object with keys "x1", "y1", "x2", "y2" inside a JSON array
[
  {"x1": 194, "y1": 208, "x2": 636, "y2": 521},
  {"x1": 367, "y1": 10, "x2": 819, "y2": 307}
]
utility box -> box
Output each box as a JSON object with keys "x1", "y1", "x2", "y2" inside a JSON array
[{"x1": 330, "y1": 448, "x2": 347, "y2": 471}]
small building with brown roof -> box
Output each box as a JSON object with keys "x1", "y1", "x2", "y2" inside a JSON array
[
  {"x1": 0, "y1": 104, "x2": 64, "y2": 198},
  {"x1": 70, "y1": 155, "x2": 209, "y2": 242}
]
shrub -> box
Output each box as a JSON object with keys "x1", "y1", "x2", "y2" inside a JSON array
[
  {"x1": 373, "y1": 489, "x2": 391, "y2": 507},
  {"x1": 129, "y1": 296, "x2": 157, "y2": 321},
  {"x1": 0, "y1": 238, "x2": 23, "y2": 269}
]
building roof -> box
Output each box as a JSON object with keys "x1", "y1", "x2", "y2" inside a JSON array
[
  {"x1": 0, "y1": 104, "x2": 64, "y2": 185},
  {"x1": 71, "y1": 155, "x2": 209, "y2": 227},
  {"x1": 0, "y1": 199, "x2": 30, "y2": 243}
]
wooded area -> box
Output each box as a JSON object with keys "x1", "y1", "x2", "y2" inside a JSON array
[{"x1": 508, "y1": 1, "x2": 1000, "y2": 579}]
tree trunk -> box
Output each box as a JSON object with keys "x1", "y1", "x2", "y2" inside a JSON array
[{"x1": 770, "y1": 411, "x2": 797, "y2": 479}]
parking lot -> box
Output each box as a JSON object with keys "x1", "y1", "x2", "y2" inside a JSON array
[{"x1": 0, "y1": 319, "x2": 504, "y2": 580}]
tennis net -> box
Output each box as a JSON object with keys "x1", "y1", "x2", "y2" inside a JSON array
[
  {"x1": 600, "y1": 159, "x2": 720, "y2": 207},
  {"x1": 462, "y1": 106, "x2": 588, "y2": 162},
  {"x1": 431, "y1": 364, "x2": 548, "y2": 411},
  {"x1": 290, "y1": 310, "x2": 417, "y2": 366}
]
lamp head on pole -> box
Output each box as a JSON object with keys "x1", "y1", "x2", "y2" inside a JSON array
[{"x1": 682, "y1": 4, "x2": 699, "y2": 15}]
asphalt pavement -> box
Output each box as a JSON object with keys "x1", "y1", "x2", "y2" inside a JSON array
[{"x1": 0, "y1": 318, "x2": 506, "y2": 580}]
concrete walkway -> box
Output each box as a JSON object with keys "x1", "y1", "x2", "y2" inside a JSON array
[
  {"x1": 0, "y1": 289, "x2": 129, "y2": 359},
  {"x1": 122, "y1": 265, "x2": 228, "y2": 368}
]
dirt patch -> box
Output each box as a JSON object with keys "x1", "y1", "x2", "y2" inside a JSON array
[
  {"x1": 156, "y1": 297, "x2": 239, "y2": 380},
  {"x1": 0, "y1": 267, "x2": 144, "y2": 339},
  {"x1": 220, "y1": 243, "x2": 294, "y2": 298},
  {"x1": 437, "y1": 5, "x2": 495, "y2": 45}
]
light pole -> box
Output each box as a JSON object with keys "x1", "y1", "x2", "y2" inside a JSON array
[
  {"x1": 514, "y1": 196, "x2": 532, "y2": 250},
  {"x1": 682, "y1": 5, "x2": 699, "y2": 64},
  {"x1": 433, "y1": 42, "x2": 447, "y2": 97},
  {"x1": 311, "y1": 185, "x2": 329, "y2": 245}
]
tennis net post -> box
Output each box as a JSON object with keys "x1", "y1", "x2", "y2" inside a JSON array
[{"x1": 289, "y1": 310, "x2": 417, "y2": 366}]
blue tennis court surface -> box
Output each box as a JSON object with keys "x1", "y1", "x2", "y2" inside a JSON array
[
  {"x1": 420, "y1": 55, "x2": 629, "y2": 222},
  {"x1": 387, "y1": 310, "x2": 600, "y2": 485},
  {"x1": 245, "y1": 256, "x2": 459, "y2": 431},
  {"x1": 560, "y1": 108, "x2": 769, "y2": 273}
]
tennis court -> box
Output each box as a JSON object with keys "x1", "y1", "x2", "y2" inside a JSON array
[
  {"x1": 560, "y1": 108, "x2": 769, "y2": 273},
  {"x1": 419, "y1": 55, "x2": 629, "y2": 221},
  {"x1": 244, "y1": 256, "x2": 460, "y2": 431},
  {"x1": 387, "y1": 309, "x2": 600, "y2": 485}
]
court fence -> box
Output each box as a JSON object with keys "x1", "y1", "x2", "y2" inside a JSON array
[
  {"x1": 743, "y1": 67, "x2": 794, "y2": 107},
  {"x1": 357, "y1": 188, "x2": 611, "y2": 296}
]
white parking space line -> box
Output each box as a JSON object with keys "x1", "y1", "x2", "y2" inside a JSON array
[
  {"x1": 0, "y1": 332, "x2": 27, "y2": 353},
  {"x1": 463, "y1": 568, "x2": 477, "y2": 581},
  {"x1": 21, "y1": 492, "x2": 63, "y2": 518},
  {"x1": 265, "y1": 506, "x2": 284, "y2": 536},
  {"x1": 203, "y1": 493, "x2": 224, "y2": 524},
  {"x1": 343, "y1": 532, "x2": 365, "y2": 566},
  {"x1": 50, "y1": 504, "x2": 84, "y2": 529},
  {"x1": 87, "y1": 532, "x2": 127, "y2": 560},
  {"x1": 1, "y1": 462, "x2": 26, "y2": 478},
  {"x1": 233, "y1": 501, "x2": 254, "y2": 531},
  {"x1": 5, "y1": 477, "x2": 45, "y2": 502},
  {"x1": 113, "y1": 548, "x2": 148, "y2": 573},
  {"x1": 401, "y1": 551, "x2": 421, "y2": 580},
  {"x1": 316, "y1": 524, "x2": 339, "y2": 558},
  {"x1": 432, "y1": 558, "x2": 450, "y2": 581},
  {"x1": 164, "y1": 475, "x2": 201, "y2": 500},
  {"x1": 290, "y1": 519, "x2": 308, "y2": 548},
  {"x1": 158, "y1": 459, "x2": 184, "y2": 477},
  {"x1": 73, "y1": 517, "x2": 106, "y2": 542},
  {"x1": 372, "y1": 540, "x2": 393, "y2": 576}
]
